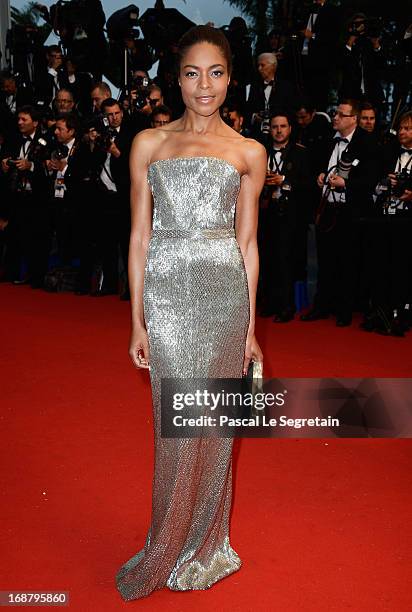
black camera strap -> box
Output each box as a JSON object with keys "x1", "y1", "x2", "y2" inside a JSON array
[
  {"x1": 396, "y1": 152, "x2": 412, "y2": 174},
  {"x1": 269, "y1": 148, "x2": 283, "y2": 173}
]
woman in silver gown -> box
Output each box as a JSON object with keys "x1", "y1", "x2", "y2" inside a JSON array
[{"x1": 116, "y1": 25, "x2": 266, "y2": 601}]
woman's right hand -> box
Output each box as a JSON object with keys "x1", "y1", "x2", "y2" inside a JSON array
[{"x1": 129, "y1": 326, "x2": 150, "y2": 370}]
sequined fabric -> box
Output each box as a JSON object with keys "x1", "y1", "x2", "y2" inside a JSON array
[{"x1": 116, "y1": 157, "x2": 250, "y2": 601}]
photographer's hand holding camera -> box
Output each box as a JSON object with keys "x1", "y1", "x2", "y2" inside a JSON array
[
  {"x1": 129, "y1": 78, "x2": 164, "y2": 133},
  {"x1": 259, "y1": 113, "x2": 312, "y2": 322},
  {"x1": 386, "y1": 175, "x2": 412, "y2": 203},
  {"x1": 302, "y1": 99, "x2": 379, "y2": 327},
  {"x1": 362, "y1": 112, "x2": 412, "y2": 336},
  {"x1": 247, "y1": 53, "x2": 297, "y2": 142},
  {"x1": 376, "y1": 112, "x2": 412, "y2": 213},
  {"x1": 89, "y1": 98, "x2": 133, "y2": 297}
]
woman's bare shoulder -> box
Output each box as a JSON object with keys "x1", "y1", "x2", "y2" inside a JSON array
[
  {"x1": 240, "y1": 137, "x2": 267, "y2": 172},
  {"x1": 130, "y1": 128, "x2": 170, "y2": 165},
  {"x1": 131, "y1": 119, "x2": 184, "y2": 160},
  {"x1": 131, "y1": 127, "x2": 166, "y2": 149}
]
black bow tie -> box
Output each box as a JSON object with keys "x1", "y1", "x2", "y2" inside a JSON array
[
  {"x1": 24, "y1": 135, "x2": 32, "y2": 141},
  {"x1": 400, "y1": 147, "x2": 412, "y2": 154},
  {"x1": 264, "y1": 80, "x2": 274, "y2": 87},
  {"x1": 334, "y1": 137, "x2": 348, "y2": 144}
]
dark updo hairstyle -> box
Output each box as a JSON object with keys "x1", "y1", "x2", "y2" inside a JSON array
[{"x1": 177, "y1": 25, "x2": 232, "y2": 76}]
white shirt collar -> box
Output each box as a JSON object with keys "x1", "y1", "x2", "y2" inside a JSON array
[
  {"x1": 335, "y1": 127, "x2": 356, "y2": 143},
  {"x1": 66, "y1": 138, "x2": 76, "y2": 153}
]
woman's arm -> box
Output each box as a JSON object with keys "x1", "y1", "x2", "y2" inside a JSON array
[
  {"x1": 128, "y1": 130, "x2": 156, "y2": 369},
  {"x1": 235, "y1": 141, "x2": 267, "y2": 374}
]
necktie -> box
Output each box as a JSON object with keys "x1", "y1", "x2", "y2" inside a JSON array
[
  {"x1": 334, "y1": 137, "x2": 348, "y2": 145},
  {"x1": 400, "y1": 147, "x2": 412, "y2": 154},
  {"x1": 264, "y1": 80, "x2": 274, "y2": 87}
]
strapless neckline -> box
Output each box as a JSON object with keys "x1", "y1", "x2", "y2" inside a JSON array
[{"x1": 148, "y1": 156, "x2": 241, "y2": 181}]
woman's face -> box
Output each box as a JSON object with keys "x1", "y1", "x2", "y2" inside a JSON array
[{"x1": 179, "y1": 42, "x2": 229, "y2": 115}]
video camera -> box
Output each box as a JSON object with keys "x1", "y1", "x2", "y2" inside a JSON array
[{"x1": 50, "y1": 0, "x2": 95, "y2": 29}]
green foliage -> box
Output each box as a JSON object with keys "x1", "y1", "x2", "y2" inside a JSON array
[
  {"x1": 11, "y1": 1, "x2": 51, "y2": 44},
  {"x1": 227, "y1": 0, "x2": 270, "y2": 37}
]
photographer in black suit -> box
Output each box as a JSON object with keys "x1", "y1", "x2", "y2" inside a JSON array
[
  {"x1": 362, "y1": 111, "x2": 412, "y2": 336},
  {"x1": 1, "y1": 105, "x2": 50, "y2": 287},
  {"x1": 0, "y1": 75, "x2": 33, "y2": 133},
  {"x1": 246, "y1": 53, "x2": 297, "y2": 142},
  {"x1": 301, "y1": 99, "x2": 379, "y2": 326},
  {"x1": 45, "y1": 114, "x2": 80, "y2": 267},
  {"x1": 90, "y1": 98, "x2": 134, "y2": 297},
  {"x1": 297, "y1": 0, "x2": 341, "y2": 110},
  {"x1": 338, "y1": 14, "x2": 386, "y2": 112},
  {"x1": 259, "y1": 112, "x2": 312, "y2": 321},
  {"x1": 35, "y1": 45, "x2": 64, "y2": 106}
]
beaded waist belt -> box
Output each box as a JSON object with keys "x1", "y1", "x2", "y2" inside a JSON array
[{"x1": 151, "y1": 228, "x2": 235, "y2": 239}]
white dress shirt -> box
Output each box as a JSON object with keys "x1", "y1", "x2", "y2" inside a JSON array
[
  {"x1": 323, "y1": 128, "x2": 356, "y2": 203},
  {"x1": 100, "y1": 126, "x2": 120, "y2": 192},
  {"x1": 302, "y1": 12, "x2": 318, "y2": 55}
]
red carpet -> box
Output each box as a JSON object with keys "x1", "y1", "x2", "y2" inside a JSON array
[{"x1": 1, "y1": 284, "x2": 411, "y2": 611}]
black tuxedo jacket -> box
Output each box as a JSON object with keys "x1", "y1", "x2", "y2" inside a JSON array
[
  {"x1": 59, "y1": 71, "x2": 94, "y2": 115},
  {"x1": 374, "y1": 141, "x2": 412, "y2": 216},
  {"x1": 317, "y1": 126, "x2": 379, "y2": 216},
  {"x1": 338, "y1": 41, "x2": 386, "y2": 106},
  {"x1": 0, "y1": 89, "x2": 34, "y2": 139},
  {"x1": 247, "y1": 78, "x2": 298, "y2": 123},
  {"x1": 265, "y1": 141, "x2": 313, "y2": 221},
  {"x1": 2, "y1": 130, "x2": 49, "y2": 195},
  {"x1": 299, "y1": 1, "x2": 342, "y2": 67},
  {"x1": 94, "y1": 121, "x2": 134, "y2": 196},
  {"x1": 34, "y1": 70, "x2": 65, "y2": 106},
  {"x1": 378, "y1": 141, "x2": 412, "y2": 178}
]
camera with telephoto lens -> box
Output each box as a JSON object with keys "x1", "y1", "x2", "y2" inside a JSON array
[
  {"x1": 377, "y1": 171, "x2": 412, "y2": 214},
  {"x1": 51, "y1": 143, "x2": 69, "y2": 161},
  {"x1": 130, "y1": 75, "x2": 150, "y2": 110},
  {"x1": 392, "y1": 169, "x2": 412, "y2": 198},
  {"x1": 6, "y1": 137, "x2": 48, "y2": 192},
  {"x1": 336, "y1": 150, "x2": 353, "y2": 181},
  {"x1": 324, "y1": 150, "x2": 353, "y2": 191},
  {"x1": 87, "y1": 113, "x2": 117, "y2": 148}
]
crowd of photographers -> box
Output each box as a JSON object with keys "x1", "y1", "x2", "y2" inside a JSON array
[{"x1": 0, "y1": 0, "x2": 412, "y2": 338}]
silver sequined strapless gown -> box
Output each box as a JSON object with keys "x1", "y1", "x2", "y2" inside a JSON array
[{"x1": 116, "y1": 156, "x2": 250, "y2": 601}]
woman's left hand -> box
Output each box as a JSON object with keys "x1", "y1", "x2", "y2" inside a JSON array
[{"x1": 243, "y1": 332, "x2": 263, "y2": 376}]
